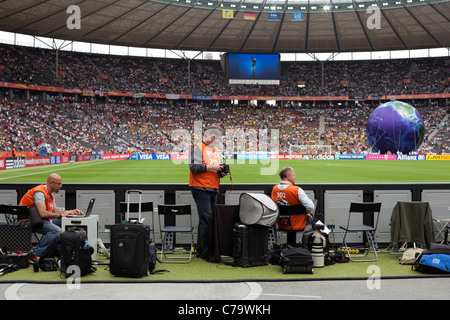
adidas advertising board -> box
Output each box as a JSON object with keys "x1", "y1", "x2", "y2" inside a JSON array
[{"x1": 5, "y1": 157, "x2": 26, "y2": 170}]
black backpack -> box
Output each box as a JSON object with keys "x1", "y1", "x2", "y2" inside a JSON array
[{"x1": 59, "y1": 229, "x2": 96, "y2": 278}]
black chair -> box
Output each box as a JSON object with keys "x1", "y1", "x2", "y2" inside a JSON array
[
  {"x1": 276, "y1": 204, "x2": 309, "y2": 246},
  {"x1": 0, "y1": 204, "x2": 29, "y2": 221},
  {"x1": 157, "y1": 204, "x2": 194, "y2": 263},
  {"x1": 339, "y1": 202, "x2": 382, "y2": 262}
]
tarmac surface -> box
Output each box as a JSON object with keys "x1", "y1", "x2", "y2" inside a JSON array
[{"x1": 1, "y1": 277, "x2": 449, "y2": 300}]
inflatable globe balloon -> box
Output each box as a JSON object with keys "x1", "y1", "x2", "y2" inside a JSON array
[{"x1": 366, "y1": 101, "x2": 425, "y2": 154}]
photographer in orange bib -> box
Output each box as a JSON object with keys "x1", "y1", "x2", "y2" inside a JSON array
[
  {"x1": 271, "y1": 166, "x2": 315, "y2": 247},
  {"x1": 19, "y1": 173, "x2": 84, "y2": 263},
  {"x1": 189, "y1": 125, "x2": 228, "y2": 261}
]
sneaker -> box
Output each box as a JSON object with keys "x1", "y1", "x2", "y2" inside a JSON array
[{"x1": 28, "y1": 253, "x2": 39, "y2": 264}]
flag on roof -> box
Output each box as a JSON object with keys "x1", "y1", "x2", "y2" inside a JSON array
[
  {"x1": 244, "y1": 12, "x2": 256, "y2": 20},
  {"x1": 222, "y1": 10, "x2": 234, "y2": 19}
]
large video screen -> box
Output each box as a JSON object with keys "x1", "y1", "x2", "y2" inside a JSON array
[{"x1": 227, "y1": 53, "x2": 280, "y2": 85}]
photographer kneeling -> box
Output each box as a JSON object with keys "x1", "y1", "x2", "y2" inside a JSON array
[{"x1": 189, "y1": 125, "x2": 228, "y2": 261}]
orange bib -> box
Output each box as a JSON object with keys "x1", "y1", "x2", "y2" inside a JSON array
[
  {"x1": 271, "y1": 184, "x2": 307, "y2": 231},
  {"x1": 19, "y1": 184, "x2": 55, "y2": 219},
  {"x1": 189, "y1": 142, "x2": 221, "y2": 190}
]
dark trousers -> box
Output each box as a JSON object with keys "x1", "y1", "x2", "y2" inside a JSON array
[
  {"x1": 287, "y1": 230, "x2": 297, "y2": 247},
  {"x1": 191, "y1": 188, "x2": 218, "y2": 258}
]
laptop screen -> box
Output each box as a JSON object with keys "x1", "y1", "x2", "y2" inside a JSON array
[{"x1": 84, "y1": 198, "x2": 95, "y2": 217}]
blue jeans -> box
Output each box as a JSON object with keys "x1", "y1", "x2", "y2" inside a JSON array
[
  {"x1": 28, "y1": 219, "x2": 62, "y2": 257},
  {"x1": 191, "y1": 188, "x2": 217, "y2": 258}
]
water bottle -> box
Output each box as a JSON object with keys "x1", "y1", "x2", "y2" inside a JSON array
[{"x1": 84, "y1": 239, "x2": 94, "y2": 254}]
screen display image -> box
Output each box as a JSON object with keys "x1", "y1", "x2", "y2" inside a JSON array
[{"x1": 228, "y1": 53, "x2": 280, "y2": 85}]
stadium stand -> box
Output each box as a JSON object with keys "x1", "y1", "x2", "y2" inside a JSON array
[
  {"x1": 0, "y1": 43, "x2": 449, "y2": 155},
  {"x1": 1, "y1": 99, "x2": 448, "y2": 155}
]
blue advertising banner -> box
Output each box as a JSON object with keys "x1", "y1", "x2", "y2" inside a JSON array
[
  {"x1": 236, "y1": 153, "x2": 270, "y2": 160},
  {"x1": 268, "y1": 12, "x2": 280, "y2": 21},
  {"x1": 292, "y1": 12, "x2": 304, "y2": 21},
  {"x1": 128, "y1": 154, "x2": 171, "y2": 160}
]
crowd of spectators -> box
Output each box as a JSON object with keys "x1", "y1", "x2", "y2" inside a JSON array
[
  {"x1": 1, "y1": 98, "x2": 448, "y2": 155},
  {"x1": 0, "y1": 43, "x2": 449, "y2": 155},
  {"x1": 1, "y1": 44, "x2": 449, "y2": 97}
]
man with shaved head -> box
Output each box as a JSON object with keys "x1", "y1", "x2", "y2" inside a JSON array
[{"x1": 20, "y1": 173, "x2": 84, "y2": 263}]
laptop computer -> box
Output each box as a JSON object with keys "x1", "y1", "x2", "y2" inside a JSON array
[{"x1": 67, "y1": 198, "x2": 95, "y2": 218}]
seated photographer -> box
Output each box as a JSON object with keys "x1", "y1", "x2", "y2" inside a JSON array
[
  {"x1": 189, "y1": 125, "x2": 228, "y2": 261},
  {"x1": 271, "y1": 166, "x2": 314, "y2": 246},
  {"x1": 19, "y1": 173, "x2": 84, "y2": 263}
]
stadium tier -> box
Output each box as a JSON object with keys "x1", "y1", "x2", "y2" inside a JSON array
[
  {"x1": 1, "y1": 43, "x2": 449, "y2": 97},
  {"x1": 0, "y1": 43, "x2": 449, "y2": 155},
  {"x1": 0, "y1": 100, "x2": 448, "y2": 155}
]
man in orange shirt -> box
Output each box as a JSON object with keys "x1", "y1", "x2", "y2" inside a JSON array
[
  {"x1": 189, "y1": 125, "x2": 227, "y2": 260},
  {"x1": 271, "y1": 166, "x2": 314, "y2": 246},
  {"x1": 20, "y1": 173, "x2": 84, "y2": 262}
]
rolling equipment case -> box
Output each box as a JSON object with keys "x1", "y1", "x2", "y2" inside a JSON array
[{"x1": 110, "y1": 190, "x2": 151, "y2": 277}]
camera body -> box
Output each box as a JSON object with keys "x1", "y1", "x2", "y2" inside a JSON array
[
  {"x1": 33, "y1": 258, "x2": 58, "y2": 272},
  {"x1": 218, "y1": 163, "x2": 230, "y2": 175}
]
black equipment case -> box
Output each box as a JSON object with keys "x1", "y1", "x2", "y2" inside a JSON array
[
  {"x1": 280, "y1": 247, "x2": 314, "y2": 274},
  {"x1": 0, "y1": 205, "x2": 32, "y2": 252},
  {"x1": 0, "y1": 252, "x2": 29, "y2": 268},
  {"x1": 233, "y1": 223, "x2": 269, "y2": 267},
  {"x1": 110, "y1": 223, "x2": 151, "y2": 277},
  {"x1": 110, "y1": 190, "x2": 151, "y2": 277}
]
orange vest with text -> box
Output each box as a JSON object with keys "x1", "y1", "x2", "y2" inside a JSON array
[
  {"x1": 271, "y1": 184, "x2": 306, "y2": 231},
  {"x1": 19, "y1": 184, "x2": 55, "y2": 213},
  {"x1": 189, "y1": 142, "x2": 220, "y2": 190}
]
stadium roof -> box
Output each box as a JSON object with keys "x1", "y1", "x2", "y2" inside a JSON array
[{"x1": 0, "y1": 0, "x2": 449, "y2": 54}]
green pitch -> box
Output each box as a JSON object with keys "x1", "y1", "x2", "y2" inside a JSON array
[{"x1": 0, "y1": 159, "x2": 449, "y2": 184}]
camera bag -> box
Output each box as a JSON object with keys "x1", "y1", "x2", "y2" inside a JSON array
[
  {"x1": 412, "y1": 243, "x2": 450, "y2": 274},
  {"x1": 59, "y1": 229, "x2": 95, "y2": 278},
  {"x1": 279, "y1": 247, "x2": 314, "y2": 274},
  {"x1": 0, "y1": 252, "x2": 29, "y2": 268}
]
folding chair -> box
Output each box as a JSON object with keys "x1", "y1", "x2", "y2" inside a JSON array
[
  {"x1": 157, "y1": 204, "x2": 194, "y2": 263},
  {"x1": 444, "y1": 224, "x2": 450, "y2": 245},
  {"x1": 432, "y1": 208, "x2": 450, "y2": 243},
  {"x1": 339, "y1": 202, "x2": 382, "y2": 262},
  {"x1": 434, "y1": 219, "x2": 450, "y2": 244},
  {"x1": 389, "y1": 201, "x2": 435, "y2": 253}
]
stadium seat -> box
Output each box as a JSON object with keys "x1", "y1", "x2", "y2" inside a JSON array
[
  {"x1": 339, "y1": 202, "x2": 382, "y2": 262},
  {"x1": 157, "y1": 204, "x2": 194, "y2": 263}
]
